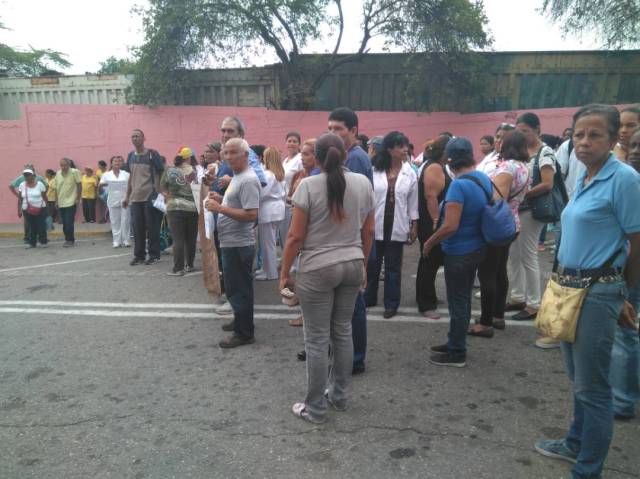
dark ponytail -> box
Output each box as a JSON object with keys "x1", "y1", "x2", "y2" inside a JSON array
[{"x1": 316, "y1": 133, "x2": 347, "y2": 222}]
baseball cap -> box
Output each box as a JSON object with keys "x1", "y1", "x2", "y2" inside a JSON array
[
  {"x1": 178, "y1": 146, "x2": 194, "y2": 159},
  {"x1": 22, "y1": 168, "x2": 34, "y2": 175},
  {"x1": 445, "y1": 137, "x2": 474, "y2": 163},
  {"x1": 369, "y1": 136, "x2": 384, "y2": 154}
]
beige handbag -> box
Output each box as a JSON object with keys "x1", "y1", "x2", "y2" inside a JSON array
[{"x1": 535, "y1": 249, "x2": 622, "y2": 343}]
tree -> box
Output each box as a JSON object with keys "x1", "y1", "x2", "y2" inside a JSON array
[
  {"x1": 97, "y1": 56, "x2": 137, "y2": 75},
  {"x1": 0, "y1": 21, "x2": 71, "y2": 76},
  {"x1": 542, "y1": 0, "x2": 640, "y2": 48},
  {"x1": 130, "y1": 0, "x2": 491, "y2": 109}
]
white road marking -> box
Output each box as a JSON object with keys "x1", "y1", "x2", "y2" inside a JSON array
[
  {"x1": 0, "y1": 253, "x2": 130, "y2": 274},
  {"x1": 0, "y1": 238, "x2": 100, "y2": 249},
  {"x1": 0, "y1": 303, "x2": 535, "y2": 327}
]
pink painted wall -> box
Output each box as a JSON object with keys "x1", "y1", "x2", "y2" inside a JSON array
[{"x1": 0, "y1": 103, "x2": 583, "y2": 223}]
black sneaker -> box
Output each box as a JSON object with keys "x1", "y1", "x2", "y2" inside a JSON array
[
  {"x1": 430, "y1": 343, "x2": 448, "y2": 353},
  {"x1": 130, "y1": 257, "x2": 145, "y2": 266},
  {"x1": 352, "y1": 363, "x2": 366, "y2": 375},
  {"x1": 144, "y1": 257, "x2": 160, "y2": 265},
  {"x1": 297, "y1": 350, "x2": 306, "y2": 361},
  {"x1": 429, "y1": 352, "x2": 466, "y2": 368},
  {"x1": 221, "y1": 320, "x2": 235, "y2": 332}
]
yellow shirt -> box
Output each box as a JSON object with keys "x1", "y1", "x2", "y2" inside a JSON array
[
  {"x1": 46, "y1": 178, "x2": 57, "y2": 202},
  {"x1": 81, "y1": 175, "x2": 98, "y2": 199},
  {"x1": 54, "y1": 168, "x2": 82, "y2": 208},
  {"x1": 96, "y1": 168, "x2": 105, "y2": 181}
]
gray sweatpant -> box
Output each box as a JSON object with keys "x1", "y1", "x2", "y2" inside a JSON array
[{"x1": 297, "y1": 259, "x2": 364, "y2": 420}]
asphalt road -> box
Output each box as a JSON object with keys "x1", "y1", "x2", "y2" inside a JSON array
[{"x1": 0, "y1": 236, "x2": 638, "y2": 479}]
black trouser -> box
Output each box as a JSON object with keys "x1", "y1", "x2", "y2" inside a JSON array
[
  {"x1": 365, "y1": 240, "x2": 404, "y2": 311},
  {"x1": 221, "y1": 246, "x2": 255, "y2": 339},
  {"x1": 478, "y1": 243, "x2": 512, "y2": 326},
  {"x1": 416, "y1": 239, "x2": 445, "y2": 312},
  {"x1": 24, "y1": 209, "x2": 47, "y2": 246},
  {"x1": 167, "y1": 210, "x2": 198, "y2": 272},
  {"x1": 58, "y1": 205, "x2": 76, "y2": 242},
  {"x1": 82, "y1": 198, "x2": 96, "y2": 222},
  {"x1": 214, "y1": 229, "x2": 225, "y2": 293},
  {"x1": 130, "y1": 201, "x2": 163, "y2": 260}
]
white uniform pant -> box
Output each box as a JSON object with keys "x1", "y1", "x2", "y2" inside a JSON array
[
  {"x1": 109, "y1": 205, "x2": 130, "y2": 246},
  {"x1": 508, "y1": 210, "x2": 544, "y2": 309},
  {"x1": 258, "y1": 221, "x2": 281, "y2": 280}
]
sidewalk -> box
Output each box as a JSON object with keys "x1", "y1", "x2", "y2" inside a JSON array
[{"x1": 0, "y1": 222, "x2": 111, "y2": 238}]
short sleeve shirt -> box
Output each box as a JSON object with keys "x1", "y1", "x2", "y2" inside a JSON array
[
  {"x1": 100, "y1": 170, "x2": 130, "y2": 208},
  {"x1": 81, "y1": 175, "x2": 98, "y2": 199},
  {"x1": 46, "y1": 178, "x2": 57, "y2": 202},
  {"x1": 345, "y1": 145, "x2": 373, "y2": 184},
  {"x1": 559, "y1": 155, "x2": 640, "y2": 269},
  {"x1": 292, "y1": 171, "x2": 374, "y2": 273},
  {"x1": 159, "y1": 166, "x2": 197, "y2": 213},
  {"x1": 442, "y1": 170, "x2": 491, "y2": 256},
  {"x1": 18, "y1": 182, "x2": 47, "y2": 210},
  {"x1": 11, "y1": 174, "x2": 47, "y2": 189},
  {"x1": 54, "y1": 169, "x2": 82, "y2": 208},
  {"x1": 217, "y1": 168, "x2": 261, "y2": 247}
]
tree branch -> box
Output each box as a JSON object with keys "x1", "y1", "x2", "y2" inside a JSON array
[{"x1": 270, "y1": 6, "x2": 299, "y2": 56}]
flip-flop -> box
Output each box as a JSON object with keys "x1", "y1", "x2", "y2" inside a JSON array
[
  {"x1": 288, "y1": 316, "x2": 304, "y2": 327},
  {"x1": 291, "y1": 402, "x2": 325, "y2": 424}
]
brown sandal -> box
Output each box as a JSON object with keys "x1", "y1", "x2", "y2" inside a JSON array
[{"x1": 288, "y1": 315, "x2": 304, "y2": 327}]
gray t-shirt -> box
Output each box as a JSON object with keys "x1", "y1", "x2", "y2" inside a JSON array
[
  {"x1": 292, "y1": 171, "x2": 374, "y2": 273},
  {"x1": 218, "y1": 168, "x2": 261, "y2": 248}
]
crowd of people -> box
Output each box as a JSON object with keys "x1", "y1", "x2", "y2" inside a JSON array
[{"x1": 8, "y1": 104, "x2": 640, "y2": 479}]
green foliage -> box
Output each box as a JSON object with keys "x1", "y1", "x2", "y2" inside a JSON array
[
  {"x1": 0, "y1": 44, "x2": 71, "y2": 76},
  {"x1": 0, "y1": 19, "x2": 71, "y2": 76},
  {"x1": 131, "y1": 0, "x2": 492, "y2": 109},
  {"x1": 97, "y1": 56, "x2": 137, "y2": 75},
  {"x1": 542, "y1": 0, "x2": 640, "y2": 48}
]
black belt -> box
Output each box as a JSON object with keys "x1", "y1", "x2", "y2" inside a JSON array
[{"x1": 555, "y1": 265, "x2": 623, "y2": 278}]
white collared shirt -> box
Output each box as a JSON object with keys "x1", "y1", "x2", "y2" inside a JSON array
[{"x1": 373, "y1": 162, "x2": 419, "y2": 242}]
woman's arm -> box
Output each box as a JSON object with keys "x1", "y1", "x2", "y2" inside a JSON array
[
  {"x1": 279, "y1": 206, "x2": 309, "y2": 290},
  {"x1": 526, "y1": 165, "x2": 554, "y2": 198},
  {"x1": 422, "y1": 202, "x2": 462, "y2": 256},
  {"x1": 361, "y1": 212, "x2": 375, "y2": 265},
  {"x1": 492, "y1": 172, "x2": 513, "y2": 200},
  {"x1": 424, "y1": 164, "x2": 445, "y2": 227},
  {"x1": 625, "y1": 232, "x2": 640, "y2": 290}
]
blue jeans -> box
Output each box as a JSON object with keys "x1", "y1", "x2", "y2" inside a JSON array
[
  {"x1": 221, "y1": 246, "x2": 255, "y2": 339},
  {"x1": 352, "y1": 292, "x2": 367, "y2": 368},
  {"x1": 610, "y1": 282, "x2": 640, "y2": 418},
  {"x1": 364, "y1": 240, "x2": 403, "y2": 310},
  {"x1": 444, "y1": 247, "x2": 485, "y2": 358},
  {"x1": 561, "y1": 280, "x2": 626, "y2": 479}
]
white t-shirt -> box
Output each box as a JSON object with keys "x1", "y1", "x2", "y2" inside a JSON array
[
  {"x1": 19, "y1": 182, "x2": 46, "y2": 210},
  {"x1": 556, "y1": 139, "x2": 585, "y2": 199},
  {"x1": 99, "y1": 170, "x2": 130, "y2": 208},
  {"x1": 529, "y1": 144, "x2": 557, "y2": 175},
  {"x1": 282, "y1": 153, "x2": 303, "y2": 193}
]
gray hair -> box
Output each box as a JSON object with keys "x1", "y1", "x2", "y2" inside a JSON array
[
  {"x1": 225, "y1": 138, "x2": 250, "y2": 154},
  {"x1": 221, "y1": 116, "x2": 246, "y2": 137}
]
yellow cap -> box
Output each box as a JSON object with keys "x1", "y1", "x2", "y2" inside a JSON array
[{"x1": 178, "y1": 146, "x2": 193, "y2": 159}]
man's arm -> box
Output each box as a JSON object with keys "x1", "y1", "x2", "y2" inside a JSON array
[{"x1": 206, "y1": 200, "x2": 258, "y2": 222}]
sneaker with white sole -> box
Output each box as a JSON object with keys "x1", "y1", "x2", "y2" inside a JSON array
[
  {"x1": 534, "y1": 439, "x2": 577, "y2": 464},
  {"x1": 535, "y1": 337, "x2": 561, "y2": 349},
  {"x1": 214, "y1": 302, "x2": 233, "y2": 316}
]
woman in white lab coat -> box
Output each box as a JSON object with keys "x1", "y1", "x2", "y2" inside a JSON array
[
  {"x1": 256, "y1": 147, "x2": 287, "y2": 281},
  {"x1": 279, "y1": 132, "x2": 303, "y2": 247},
  {"x1": 99, "y1": 156, "x2": 130, "y2": 248},
  {"x1": 364, "y1": 131, "x2": 419, "y2": 318}
]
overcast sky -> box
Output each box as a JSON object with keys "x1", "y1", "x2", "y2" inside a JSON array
[{"x1": 0, "y1": 0, "x2": 601, "y2": 75}]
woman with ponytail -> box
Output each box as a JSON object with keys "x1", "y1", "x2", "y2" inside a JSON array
[{"x1": 280, "y1": 133, "x2": 375, "y2": 424}]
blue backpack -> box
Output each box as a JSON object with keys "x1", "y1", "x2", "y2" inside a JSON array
[{"x1": 459, "y1": 174, "x2": 517, "y2": 246}]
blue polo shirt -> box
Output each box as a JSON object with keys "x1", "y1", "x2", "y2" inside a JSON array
[
  {"x1": 346, "y1": 145, "x2": 373, "y2": 184},
  {"x1": 558, "y1": 155, "x2": 640, "y2": 269}
]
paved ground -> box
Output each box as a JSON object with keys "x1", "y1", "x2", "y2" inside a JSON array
[{"x1": 0, "y1": 236, "x2": 638, "y2": 479}]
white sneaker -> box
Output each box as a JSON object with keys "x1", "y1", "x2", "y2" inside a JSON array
[
  {"x1": 214, "y1": 301, "x2": 233, "y2": 316},
  {"x1": 474, "y1": 291, "x2": 481, "y2": 299},
  {"x1": 535, "y1": 337, "x2": 561, "y2": 349},
  {"x1": 113, "y1": 243, "x2": 120, "y2": 248},
  {"x1": 255, "y1": 271, "x2": 268, "y2": 281}
]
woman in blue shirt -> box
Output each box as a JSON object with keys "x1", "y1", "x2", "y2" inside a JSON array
[
  {"x1": 422, "y1": 137, "x2": 490, "y2": 368},
  {"x1": 535, "y1": 105, "x2": 640, "y2": 479}
]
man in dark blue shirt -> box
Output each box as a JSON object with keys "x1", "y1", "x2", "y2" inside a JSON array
[{"x1": 327, "y1": 107, "x2": 372, "y2": 374}]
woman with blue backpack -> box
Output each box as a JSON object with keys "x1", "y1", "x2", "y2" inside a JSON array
[
  {"x1": 469, "y1": 130, "x2": 530, "y2": 338},
  {"x1": 422, "y1": 137, "x2": 496, "y2": 368}
]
